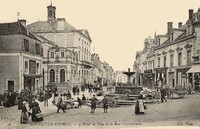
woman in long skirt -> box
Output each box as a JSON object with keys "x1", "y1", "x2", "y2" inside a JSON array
[
  {"x1": 20, "y1": 101, "x2": 30, "y2": 124},
  {"x1": 135, "y1": 91, "x2": 145, "y2": 115},
  {"x1": 30, "y1": 99, "x2": 41, "y2": 122}
]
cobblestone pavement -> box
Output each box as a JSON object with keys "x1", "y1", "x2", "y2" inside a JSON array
[
  {"x1": 1, "y1": 90, "x2": 200, "y2": 129},
  {"x1": 0, "y1": 89, "x2": 100, "y2": 129}
]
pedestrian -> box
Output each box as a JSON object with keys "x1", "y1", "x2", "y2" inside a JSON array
[
  {"x1": 187, "y1": 82, "x2": 193, "y2": 94},
  {"x1": 90, "y1": 95, "x2": 98, "y2": 113},
  {"x1": 20, "y1": 101, "x2": 30, "y2": 124},
  {"x1": 66, "y1": 90, "x2": 72, "y2": 100},
  {"x1": 44, "y1": 91, "x2": 48, "y2": 107},
  {"x1": 160, "y1": 87, "x2": 167, "y2": 103},
  {"x1": 135, "y1": 91, "x2": 145, "y2": 115},
  {"x1": 102, "y1": 96, "x2": 108, "y2": 113},
  {"x1": 77, "y1": 86, "x2": 80, "y2": 95},
  {"x1": 77, "y1": 97, "x2": 82, "y2": 108},
  {"x1": 82, "y1": 94, "x2": 86, "y2": 105},
  {"x1": 88, "y1": 84, "x2": 92, "y2": 93},
  {"x1": 10, "y1": 91, "x2": 16, "y2": 106},
  {"x1": 72, "y1": 86, "x2": 76, "y2": 95},
  {"x1": 18, "y1": 93, "x2": 23, "y2": 110},
  {"x1": 29, "y1": 99, "x2": 42, "y2": 122},
  {"x1": 57, "y1": 94, "x2": 65, "y2": 113},
  {"x1": 3, "y1": 91, "x2": 9, "y2": 107}
]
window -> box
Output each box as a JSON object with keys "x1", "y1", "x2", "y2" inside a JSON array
[
  {"x1": 35, "y1": 43, "x2": 40, "y2": 54},
  {"x1": 50, "y1": 69, "x2": 55, "y2": 82},
  {"x1": 152, "y1": 61, "x2": 154, "y2": 70},
  {"x1": 24, "y1": 39, "x2": 29, "y2": 52},
  {"x1": 178, "y1": 53, "x2": 182, "y2": 66},
  {"x1": 50, "y1": 52, "x2": 54, "y2": 58},
  {"x1": 36, "y1": 62, "x2": 40, "y2": 74},
  {"x1": 170, "y1": 54, "x2": 174, "y2": 67},
  {"x1": 60, "y1": 69, "x2": 65, "y2": 82},
  {"x1": 187, "y1": 50, "x2": 191, "y2": 65},
  {"x1": 158, "y1": 57, "x2": 160, "y2": 68},
  {"x1": 163, "y1": 56, "x2": 167, "y2": 67},
  {"x1": 25, "y1": 60, "x2": 29, "y2": 73},
  {"x1": 61, "y1": 52, "x2": 65, "y2": 58},
  {"x1": 49, "y1": 11, "x2": 52, "y2": 17}
]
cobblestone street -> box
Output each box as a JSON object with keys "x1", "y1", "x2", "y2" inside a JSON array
[{"x1": 1, "y1": 92, "x2": 200, "y2": 129}]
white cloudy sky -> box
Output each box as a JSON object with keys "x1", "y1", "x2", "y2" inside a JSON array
[{"x1": 0, "y1": 0, "x2": 200, "y2": 71}]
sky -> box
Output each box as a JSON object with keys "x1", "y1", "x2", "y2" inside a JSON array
[{"x1": 0, "y1": 0, "x2": 200, "y2": 71}]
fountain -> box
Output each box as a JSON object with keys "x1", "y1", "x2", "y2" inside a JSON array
[
  {"x1": 123, "y1": 68, "x2": 135, "y2": 85},
  {"x1": 115, "y1": 68, "x2": 143, "y2": 94}
]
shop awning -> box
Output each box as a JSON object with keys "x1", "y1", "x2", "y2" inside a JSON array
[{"x1": 186, "y1": 65, "x2": 200, "y2": 73}]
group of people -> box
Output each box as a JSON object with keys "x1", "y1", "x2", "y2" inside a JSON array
[
  {"x1": 0, "y1": 91, "x2": 18, "y2": 107},
  {"x1": 72, "y1": 86, "x2": 80, "y2": 95},
  {"x1": 20, "y1": 99, "x2": 42, "y2": 124},
  {"x1": 90, "y1": 95, "x2": 109, "y2": 114}
]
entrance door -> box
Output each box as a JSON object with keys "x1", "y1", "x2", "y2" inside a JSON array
[
  {"x1": 169, "y1": 72, "x2": 174, "y2": 88},
  {"x1": 24, "y1": 77, "x2": 35, "y2": 92},
  {"x1": 8, "y1": 80, "x2": 14, "y2": 92}
]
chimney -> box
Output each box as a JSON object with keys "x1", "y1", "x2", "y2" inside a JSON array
[
  {"x1": 178, "y1": 22, "x2": 182, "y2": 28},
  {"x1": 167, "y1": 22, "x2": 173, "y2": 35},
  {"x1": 19, "y1": 19, "x2": 26, "y2": 26},
  {"x1": 57, "y1": 18, "x2": 65, "y2": 30},
  {"x1": 189, "y1": 9, "x2": 193, "y2": 20}
]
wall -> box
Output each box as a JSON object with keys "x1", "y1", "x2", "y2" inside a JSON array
[{"x1": 0, "y1": 56, "x2": 19, "y2": 94}]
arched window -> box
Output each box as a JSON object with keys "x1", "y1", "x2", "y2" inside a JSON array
[
  {"x1": 60, "y1": 69, "x2": 65, "y2": 82},
  {"x1": 50, "y1": 69, "x2": 55, "y2": 82}
]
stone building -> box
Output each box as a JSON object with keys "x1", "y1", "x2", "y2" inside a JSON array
[
  {"x1": 134, "y1": 8, "x2": 200, "y2": 90},
  {"x1": 91, "y1": 54, "x2": 103, "y2": 86},
  {"x1": 0, "y1": 20, "x2": 43, "y2": 94},
  {"x1": 28, "y1": 3, "x2": 93, "y2": 90}
]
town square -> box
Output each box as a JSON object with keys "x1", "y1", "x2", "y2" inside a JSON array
[{"x1": 1, "y1": 0, "x2": 200, "y2": 129}]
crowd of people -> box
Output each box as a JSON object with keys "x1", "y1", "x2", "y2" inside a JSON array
[{"x1": 0, "y1": 91, "x2": 18, "y2": 108}]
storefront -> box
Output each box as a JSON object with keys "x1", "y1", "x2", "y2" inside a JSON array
[
  {"x1": 186, "y1": 63, "x2": 200, "y2": 90},
  {"x1": 143, "y1": 69, "x2": 155, "y2": 89},
  {"x1": 155, "y1": 67, "x2": 167, "y2": 87},
  {"x1": 176, "y1": 67, "x2": 190, "y2": 88}
]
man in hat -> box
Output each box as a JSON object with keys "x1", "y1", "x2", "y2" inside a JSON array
[
  {"x1": 102, "y1": 95, "x2": 108, "y2": 113},
  {"x1": 90, "y1": 95, "x2": 98, "y2": 113}
]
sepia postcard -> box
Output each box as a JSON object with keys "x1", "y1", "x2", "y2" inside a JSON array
[{"x1": 0, "y1": 0, "x2": 200, "y2": 129}]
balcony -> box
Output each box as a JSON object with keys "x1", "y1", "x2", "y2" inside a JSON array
[{"x1": 81, "y1": 61, "x2": 93, "y2": 69}]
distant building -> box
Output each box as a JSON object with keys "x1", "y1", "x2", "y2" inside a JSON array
[
  {"x1": 0, "y1": 20, "x2": 43, "y2": 94},
  {"x1": 115, "y1": 71, "x2": 128, "y2": 85}
]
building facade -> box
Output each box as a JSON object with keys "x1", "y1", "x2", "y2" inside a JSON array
[
  {"x1": 28, "y1": 3, "x2": 93, "y2": 90},
  {"x1": 0, "y1": 21, "x2": 43, "y2": 94},
  {"x1": 134, "y1": 8, "x2": 200, "y2": 90}
]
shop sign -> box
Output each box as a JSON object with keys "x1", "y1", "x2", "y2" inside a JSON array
[{"x1": 144, "y1": 69, "x2": 152, "y2": 73}]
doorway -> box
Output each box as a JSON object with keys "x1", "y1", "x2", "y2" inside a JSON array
[
  {"x1": 24, "y1": 77, "x2": 35, "y2": 92},
  {"x1": 169, "y1": 72, "x2": 174, "y2": 88},
  {"x1": 7, "y1": 80, "x2": 14, "y2": 92}
]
